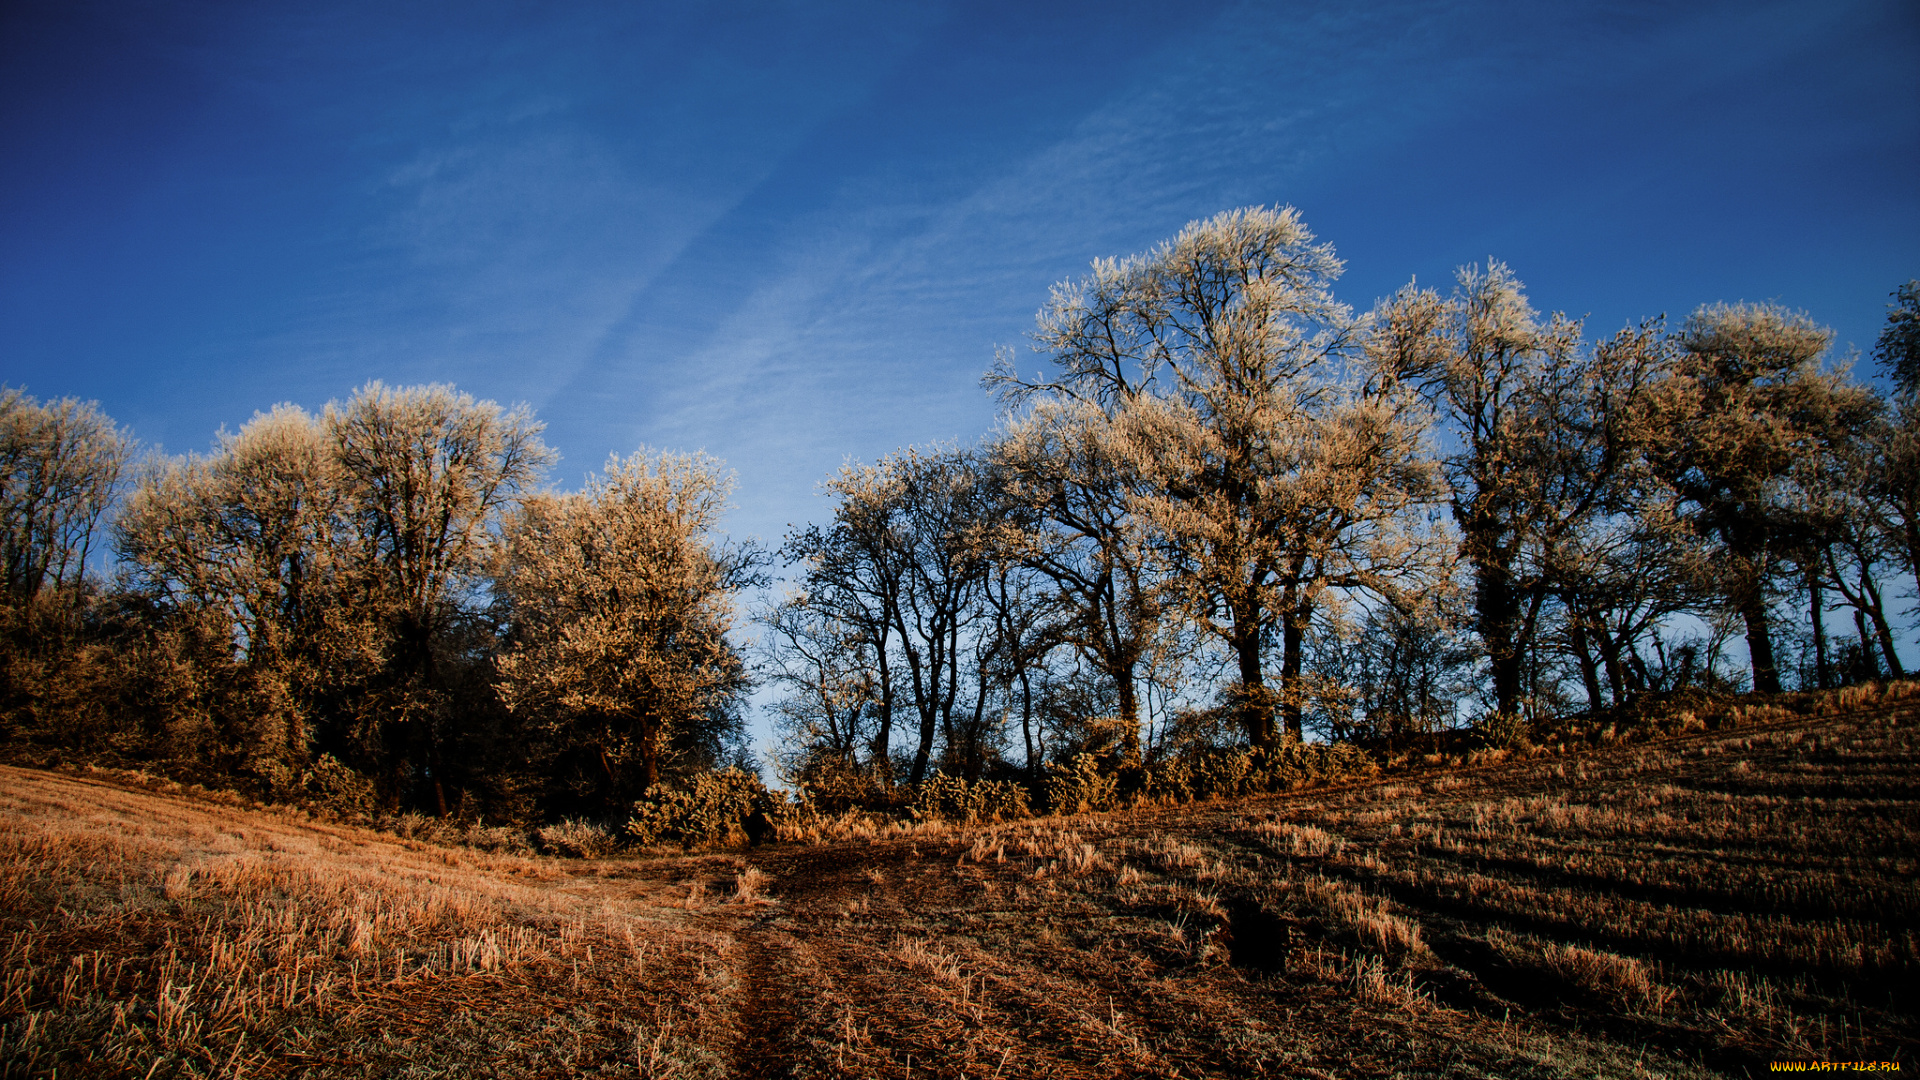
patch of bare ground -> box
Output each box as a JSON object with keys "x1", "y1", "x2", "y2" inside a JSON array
[{"x1": 4, "y1": 692, "x2": 1916, "y2": 1077}]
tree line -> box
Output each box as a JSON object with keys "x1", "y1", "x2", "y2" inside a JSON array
[
  {"x1": 2, "y1": 207, "x2": 1916, "y2": 824},
  {"x1": 1, "y1": 385, "x2": 754, "y2": 821},
  {"x1": 768, "y1": 209, "x2": 1920, "y2": 795}
]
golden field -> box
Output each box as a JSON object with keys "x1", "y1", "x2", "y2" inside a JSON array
[{"x1": 3, "y1": 691, "x2": 1915, "y2": 1078}]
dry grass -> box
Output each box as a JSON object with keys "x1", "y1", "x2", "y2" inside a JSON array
[
  {"x1": 733, "y1": 690, "x2": 1917, "y2": 1077},
  {"x1": 4, "y1": 683, "x2": 1917, "y2": 1077},
  {"x1": 0, "y1": 768, "x2": 736, "y2": 1078},
  {"x1": 732, "y1": 865, "x2": 772, "y2": 905}
]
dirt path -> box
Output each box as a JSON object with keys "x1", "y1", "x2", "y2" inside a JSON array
[{"x1": 726, "y1": 919, "x2": 806, "y2": 1077}]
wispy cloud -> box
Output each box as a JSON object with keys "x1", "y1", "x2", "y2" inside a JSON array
[
  {"x1": 530, "y1": 0, "x2": 1918, "y2": 555},
  {"x1": 569, "y1": 1, "x2": 1536, "y2": 542}
]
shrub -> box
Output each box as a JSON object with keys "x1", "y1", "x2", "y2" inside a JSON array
[
  {"x1": 732, "y1": 865, "x2": 770, "y2": 903},
  {"x1": 790, "y1": 762, "x2": 904, "y2": 814},
  {"x1": 1149, "y1": 750, "x2": 1254, "y2": 803},
  {"x1": 1041, "y1": 753, "x2": 1118, "y2": 813},
  {"x1": 627, "y1": 768, "x2": 784, "y2": 849},
  {"x1": 536, "y1": 818, "x2": 619, "y2": 858},
  {"x1": 461, "y1": 823, "x2": 532, "y2": 855},
  {"x1": 911, "y1": 773, "x2": 1032, "y2": 823},
  {"x1": 1255, "y1": 740, "x2": 1376, "y2": 788},
  {"x1": 301, "y1": 753, "x2": 379, "y2": 817},
  {"x1": 1473, "y1": 711, "x2": 1532, "y2": 750}
]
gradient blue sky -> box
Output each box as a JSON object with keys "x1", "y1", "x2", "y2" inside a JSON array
[{"x1": 4, "y1": 2, "x2": 1917, "y2": 701}]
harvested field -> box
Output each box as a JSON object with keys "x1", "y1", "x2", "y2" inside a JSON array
[{"x1": 4, "y1": 697, "x2": 1916, "y2": 1078}]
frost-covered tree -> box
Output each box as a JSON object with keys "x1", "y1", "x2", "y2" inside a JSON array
[
  {"x1": 972, "y1": 550, "x2": 1070, "y2": 777},
  {"x1": 327, "y1": 382, "x2": 551, "y2": 663},
  {"x1": 1793, "y1": 389, "x2": 1910, "y2": 682},
  {"x1": 868, "y1": 448, "x2": 993, "y2": 784},
  {"x1": 1869, "y1": 283, "x2": 1920, "y2": 609},
  {"x1": 780, "y1": 460, "x2": 912, "y2": 784},
  {"x1": 115, "y1": 389, "x2": 552, "y2": 802},
  {"x1": 1369, "y1": 266, "x2": 1666, "y2": 722},
  {"x1": 1873, "y1": 280, "x2": 1920, "y2": 397},
  {"x1": 1, "y1": 389, "x2": 131, "y2": 753},
  {"x1": 1532, "y1": 323, "x2": 1706, "y2": 711},
  {"x1": 1308, "y1": 591, "x2": 1476, "y2": 744},
  {"x1": 1644, "y1": 304, "x2": 1880, "y2": 693},
  {"x1": 326, "y1": 382, "x2": 552, "y2": 808},
  {"x1": 997, "y1": 207, "x2": 1446, "y2": 748},
  {"x1": 782, "y1": 447, "x2": 998, "y2": 784},
  {"x1": 119, "y1": 407, "x2": 345, "y2": 659},
  {"x1": 496, "y1": 451, "x2": 751, "y2": 810},
  {"x1": 987, "y1": 401, "x2": 1165, "y2": 764},
  {"x1": 762, "y1": 595, "x2": 880, "y2": 781},
  {"x1": 0, "y1": 388, "x2": 129, "y2": 602},
  {"x1": 115, "y1": 406, "x2": 360, "y2": 784}
]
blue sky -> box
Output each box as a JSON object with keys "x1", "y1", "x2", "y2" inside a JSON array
[{"x1": 3, "y1": 1, "x2": 1917, "y2": 714}]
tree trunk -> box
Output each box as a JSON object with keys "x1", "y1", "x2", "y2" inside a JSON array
[
  {"x1": 1019, "y1": 667, "x2": 1036, "y2": 780},
  {"x1": 1568, "y1": 616, "x2": 1606, "y2": 712},
  {"x1": 1472, "y1": 542, "x2": 1524, "y2": 718},
  {"x1": 871, "y1": 636, "x2": 894, "y2": 784},
  {"x1": 1233, "y1": 616, "x2": 1272, "y2": 751},
  {"x1": 1598, "y1": 629, "x2": 1628, "y2": 707},
  {"x1": 1903, "y1": 515, "x2": 1920, "y2": 616},
  {"x1": 1858, "y1": 568, "x2": 1907, "y2": 678},
  {"x1": 1628, "y1": 651, "x2": 1652, "y2": 695},
  {"x1": 1809, "y1": 568, "x2": 1831, "y2": 690},
  {"x1": 388, "y1": 609, "x2": 442, "y2": 809},
  {"x1": 638, "y1": 722, "x2": 660, "y2": 792},
  {"x1": 1737, "y1": 585, "x2": 1781, "y2": 694},
  {"x1": 910, "y1": 708, "x2": 937, "y2": 785},
  {"x1": 1115, "y1": 667, "x2": 1142, "y2": 764},
  {"x1": 1873, "y1": 619, "x2": 1906, "y2": 678},
  {"x1": 1279, "y1": 596, "x2": 1311, "y2": 743},
  {"x1": 964, "y1": 671, "x2": 989, "y2": 781},
  {"x1": 1855, "y1": 610, "x2": 1879, "y2": 682},
  {"x1": 909, "y1": 639, "x2": 940, "y2": 784}
]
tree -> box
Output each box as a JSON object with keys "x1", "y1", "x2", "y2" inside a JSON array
[
  {"x1": 1795, "y1": 397, "x2": 1909, "y2": 681},
  {"x1": 1308, "y1": 590, "x2": 1476, "y2": 745},
  {"x1": 1127, "y1": 370, "x2": 1445, "y2": 745},
  {"x1": 988, "y1": 401, "x2": 1164, "y2": 764},
  {"x1": 1536, "y1": 324, "x2": 1707, "y2": 711},
  {"x1": 972, "y1": 552, "x2": 1069, "y2": 778},
  {"x1": 1, "y1": 388, "x2": 131, "y2": 751},
  {"x1": 496, "y1": 451, "x2": 751, "y2": 814},
  {"x1": 1369, "y1": 267, "x2": 1669, "y2": 723},
  {"x1": 762, "y1": 594, "x2": 880, "y2": 782},
  {"x1": 1551, "y1": 506, "x2": 1713, "y2": 709},
  {"x1": 119, "y1": 407, "x2": 345, "y2": 658},
  {"x1": 781, "y1": 462, "x2": 910, "y2": 784},
  {"x1": 325, "y1": 382, "x2": 552, "y2": 809},
  {"x1": 0, "y1": 388, "x2": 129, "y2": 603},
  {"x1": 997, "y1": 206, "x2": 1445, "y2": 749},
  {"x1": 1870, "y1": 283, "x2": 1920, "y2": 611},
  {"x1": 1873, "y1": 280, "x2": 1920, "y2": 397},
  {"x1": 781, "y1": 447, "x2": 998, "y2": 785},
  {"x1": 327, "y1": 383, "x2": 552, "y2": 655},
  {"x1": 1644, "y1": 304, "x2": 1879, "y2": 694},
  {"x1": 115, "y1": 406, "x2": 360, "y2": 786},
  {"x1": 870, "y1": 448, "x2": 993, "y2": 784}
]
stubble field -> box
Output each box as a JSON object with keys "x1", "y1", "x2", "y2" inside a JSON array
[{"x1": 3, "y1": 694, "x2": 1915, "y2": 1078}]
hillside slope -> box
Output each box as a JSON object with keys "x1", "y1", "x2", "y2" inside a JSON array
[{"x1": 4, "y1": 698, "x2": 1916, "y2": 1078}]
